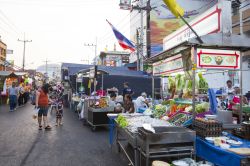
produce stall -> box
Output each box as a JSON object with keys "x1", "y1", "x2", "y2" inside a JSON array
[
  {"x1": 115, "y1": 114, "x2": 196, "y2": 166},
  {"x1": 146, "y1": 32, "x2": 250, "y2": 165}
]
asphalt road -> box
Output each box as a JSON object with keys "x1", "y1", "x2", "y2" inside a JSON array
[{"x1": 0, "y1": 104, "x2": 127, "y2": 166}]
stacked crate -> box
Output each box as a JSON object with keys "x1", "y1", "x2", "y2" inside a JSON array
[{"x1": 193, "y1": 118, "x2": 222, "y2": 137}]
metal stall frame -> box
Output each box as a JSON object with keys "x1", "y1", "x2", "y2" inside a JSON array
[
  {"x1": 116, "y1": 124, "x2": 139, "y2": 166},
  {"x1": 147, "y1": 33, "x2": 250, "y2": 125}
]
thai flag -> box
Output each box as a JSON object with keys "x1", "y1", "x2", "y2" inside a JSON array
[{"x1": 106, "y1": 19, "x2": 135, "y2": 52}]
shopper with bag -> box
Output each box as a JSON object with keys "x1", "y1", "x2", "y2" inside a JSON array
[
  {"x1": 36, "y1": 83, "x2": 52, "y2": 130},
  {"x1": 8, "y1": 82, "x2": 18, "y2": 112}
]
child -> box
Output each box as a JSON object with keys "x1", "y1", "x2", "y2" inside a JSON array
[{"x1": 56, "y1": 99, "x2": 63, "y2": 126}]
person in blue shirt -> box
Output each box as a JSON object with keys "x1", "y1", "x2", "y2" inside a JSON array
[{"x1": 122, "y1": 82, "x2": 133, "y2": 99}]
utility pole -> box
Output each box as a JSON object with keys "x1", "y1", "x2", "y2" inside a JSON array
[
  {"x1": 43, "y1": 59, "x2": 50, "y2": 79},
  {"x1": 136, "y1": 29, "x2": 140, "y2": 71},
  {"x1": 18, "y1": 34, "x2": 32, "y2": 71},
  {"x1": 131, "y1": 0, "x2": 153, "y2": 71},
  {"x1": 84, "y1": 39, "x2": 97, "y2": 65},
  {"x1": 140, "y1": 0, "x2": 144, "y2": 71}
]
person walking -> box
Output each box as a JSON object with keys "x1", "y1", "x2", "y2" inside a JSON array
[
  {"x1": 36, "y1": 83, "x2": 52, "y2": 130},
  {"x1": 18, "y1": 83, "x2": 25, "y2": 106},
  {"x1": 8, "y1": 82, "x2": 18, "y2": 112}
]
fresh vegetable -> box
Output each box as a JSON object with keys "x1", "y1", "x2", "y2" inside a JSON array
[
  {"x1": 175, "y1": 74, "x2": 182, "y2": 91},
  {"x1": 168, "y1": 76, "x2": 176, "y2": 93},
  {"x1": 153, "y1": 104, "x2": 167, "y2": 118},
  {"x1": 198, "y1": 72, "x2": 209, "y2": 94},
  {"x1": 116, "y1": 115, "x2": 128, "y2": 128},
  {"x1": 184, "y1": 106, "x2": 193, "y2": 112},
  {"x1": 195, "y1": 102, "x2": 210, "y2": 113}
]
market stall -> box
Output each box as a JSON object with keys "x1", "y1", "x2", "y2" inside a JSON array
[
  {"x1": 146, "y1": 32, "x2": 250, "y2": 165},
  {"x1": 77, "y1": 67, "x2": 117, "y2": 131},
  {"x1": 115, "y1": 114, "x2": 196, "y2": 166}
]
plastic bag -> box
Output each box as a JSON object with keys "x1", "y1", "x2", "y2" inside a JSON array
[
  {"x1": 6, "y1": 98, "x2": 9, "y2": 104},
  {"x1": 32, "y1": 107, "x2": 40, "y2": 119}
]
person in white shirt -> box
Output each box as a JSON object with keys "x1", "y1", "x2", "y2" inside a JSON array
[
  {"x1": 135, "y1": 92, "x2": 149, "y2": 108},
  {"x1": 109, "y1": 93, "x2": 117, "y2": 107}
]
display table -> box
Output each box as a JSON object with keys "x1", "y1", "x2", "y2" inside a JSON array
[
  {"x1": 86, "y1": 106, "x2": 115, "y2": 131},
  {"x1": 196, "y1": 135, "x2": 250, "y2": 166}
]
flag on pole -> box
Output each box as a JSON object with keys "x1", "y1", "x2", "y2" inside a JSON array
[{"x1": 106, "y1": 19, "x2": 135, "y2": 52}]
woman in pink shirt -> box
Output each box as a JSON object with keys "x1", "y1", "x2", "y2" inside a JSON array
[{"x1": 228, "y1": 84, "x2": 248, "y2": 110}]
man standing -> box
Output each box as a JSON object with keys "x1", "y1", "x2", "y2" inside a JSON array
[
  {"x1": 223, "y1": 80, "x2": 235, "y2": 108},
  {"x1": 122, "y1": 82, "x2": 133, "y2": 99},
  {"x1": 8, "y1": 82, "x2": 18, "y2": 112}
]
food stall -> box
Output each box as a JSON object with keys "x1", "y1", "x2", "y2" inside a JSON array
[
  {"x1": 146, "y1": 32, "x2": 250, "y2": 165},
  {"x1": 115, "y1": 114, "x2": 196, "y2": 166},
  {"x1": 77, "y1": 67, "x2": 116, "y2": 131}
]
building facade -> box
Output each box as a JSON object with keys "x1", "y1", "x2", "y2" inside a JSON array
[
  {"x1": 99, "y1": 51, "x2": 130, "y2": 67},
  {"x1": 232, "y1": 0, "x2": 250, "y2": 94},
  {"x1": 0, "y1": 40, "x2": 7, "y2": 71}
]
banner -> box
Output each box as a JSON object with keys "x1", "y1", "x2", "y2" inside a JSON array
[
  {"x1": 153, "y1": 54, "x2": 183, "y2": 76},
  {"x1": 150, "y1": 0, "x2": 218, "y2": 56},
  {"x1": 197, "y1": 48, "x2": 240, "y2": 69}
]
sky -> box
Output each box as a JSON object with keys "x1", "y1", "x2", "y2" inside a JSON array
[{"x1": 0, "y1": 0, "x2": 130, "y2": 69}]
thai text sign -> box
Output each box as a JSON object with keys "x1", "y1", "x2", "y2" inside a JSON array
[
  {"x1": 153, "y1": 54, "x2": 183, "y2": 76},
  {"x1": 163, "y1": 5, "x2": 221, "y2": 51}
]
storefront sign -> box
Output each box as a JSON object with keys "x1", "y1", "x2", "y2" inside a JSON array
[
  {"x1": 163, "y1": 5, "x2": 221, "y2": 51},
  {"x1": 153, "y1": 54, "x2": 183, "y2": 76},
  {"x1": 197, "y1": 48, "x2": 240, "y2": 69}
]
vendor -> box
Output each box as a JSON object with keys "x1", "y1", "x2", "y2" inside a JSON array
[
  {"x1": 122, "y1": 82, "x2": 133, "y2": 99},
  {"x1": 228, "y1": 84, "x2": 248, "y2": 111},
  {"x1": 109, "y1": 93, "x2": 117, "y2": 107},
  {"x1": 109, "y1": 93, "x2": 123, "y2": 113},
  {"x1": 123, "y1": 95, "x2": 134, "y2": 113},
  {"x1": 223, "y1": 80, "x2": 235, "y2": 101},
  {"x1": 135, "y1": 92, "x2": 149, "y2": 108}
]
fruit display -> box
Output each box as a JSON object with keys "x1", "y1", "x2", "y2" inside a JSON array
[
  {"x1": 116, "y1": 115, "x2": 128, "y2": 128},
  {"x1": 168, "y1": 112, "x2": 193, "y2": 126},
  {"x1": 99, "y1": 97, "x2": 108, "y2": 108}
]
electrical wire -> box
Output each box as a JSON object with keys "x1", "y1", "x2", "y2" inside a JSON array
[{"x1": 0, "y1": 9, "x2": 22, "y2": 34}]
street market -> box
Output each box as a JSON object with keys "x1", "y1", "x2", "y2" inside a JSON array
[{"x1": 1, "y1": 0, "x2": 250, "y2": 166}]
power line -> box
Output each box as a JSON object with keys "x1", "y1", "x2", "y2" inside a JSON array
[
  {"x1": 0, "y1": 9, "x2": 22, "y2": 34},
  {"x1": 18, "y1": 35, "x2": 32, "y2": 71}
]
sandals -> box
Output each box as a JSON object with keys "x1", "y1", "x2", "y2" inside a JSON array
[{"x1": 45, "y1": 125, "x2": 52, "y2": 130}]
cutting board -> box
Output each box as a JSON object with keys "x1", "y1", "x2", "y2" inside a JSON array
[{"x1": 228, "y1": 148, "x2": 250, "y2": 155}]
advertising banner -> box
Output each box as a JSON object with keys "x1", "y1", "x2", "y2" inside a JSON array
[
  {"x1": 197, "y1": 48, "x2": 240, "y2": 69},
  {"x1": 150, "y1": 0, "x2": 217, "y2": 56}
]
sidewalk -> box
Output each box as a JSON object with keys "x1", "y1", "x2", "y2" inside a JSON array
[{"x1": 0, "y1": 103, "x2": 127, "y2": 166}]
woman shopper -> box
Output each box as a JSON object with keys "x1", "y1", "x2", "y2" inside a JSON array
[
  {"x1": 36, "y1": 83, "x2": 52, "y2": 130},
  {"x1": 8, "y1": 82, "x2": 18, "y2": 112}
]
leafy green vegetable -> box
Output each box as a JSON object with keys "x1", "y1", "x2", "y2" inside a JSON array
[
  {"x1": 116, "y1": 115, "x2": 128, "y2": 128},
  {"x1": 195, "y1": 102, "x2": 209, "y2": 113},
  {"x1": 153, "y1": 104, "x2": 167, "y2": 118},
  {"x1": 198, "y1": 72, "x2": 209, "y2": 94}
]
